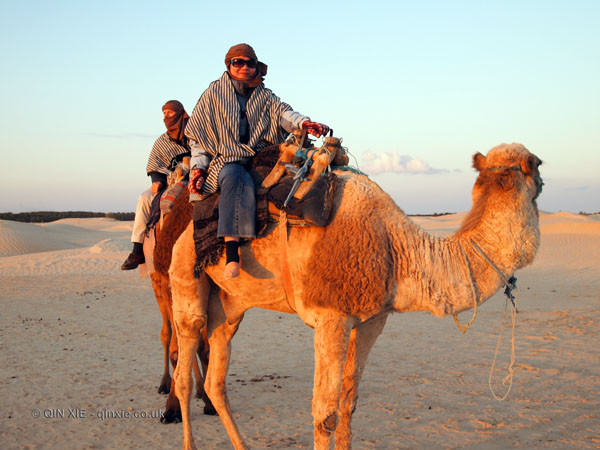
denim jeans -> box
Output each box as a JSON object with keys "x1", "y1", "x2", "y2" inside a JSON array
[{"x1": 217, "y1": 163, "x2": 256, "y2": 238}]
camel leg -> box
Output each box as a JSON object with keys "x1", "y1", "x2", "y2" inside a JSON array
[
  {"x1": 166, "y1": 282, "x2": 179, "y2": 370},
  {"x1": 164, "y1": 285, "x2": 216, "y2": 421},
  {"x1": 161, "y1": 245, "x2": 214, "y2": 422},
  {"x1": 170, "y1": 272, "x2": 210, "y2": 449},
  {"x1": 169, "y1": 225, "x2": 210, "y2": 450},
  {"x1": 203, "y1": 292, "x2": 247, "y2": 450},
  {"x1": 171, "y1": 309, "x2": 203, "y2": 449},
  {"x1": 335, "y1": 314, "x2": 388, "y2": 450},
  {"x1": 163, "y1": 332, "x2": 210, "y2": 422},
  {"x1": 162, "y1": 276, "x2": 183, "y2": 424},
  {"x1": 192, "y1": 350, "x2": 202, "y2": 396},
  {"x1": 197, "y1": 328, "x2": 217, "y2": 415},
  {"x1": 312, "y1": 314, "x2": 353, "y2": 450},
  {"x1": 151, "y1": 272, "x2": 173, "y2": 395}
]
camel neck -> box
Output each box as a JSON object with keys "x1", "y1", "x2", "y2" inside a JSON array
[{"x1": 388, "y1": 206, "x2": 538, "y2": 318}]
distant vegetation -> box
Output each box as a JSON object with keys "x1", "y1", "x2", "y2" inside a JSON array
[
  {"x1": 2, "y1": 210, "x2": 596, "y2": 224},
  {"x1": 0, "y1": 211, "x2": 135, "y2": 223},
  {"x1": 408, "y1": 212, "x2": 455, "y2": 217},
  {"x1": 104, "y1": 212, "x2": 136, "y2": 221}
]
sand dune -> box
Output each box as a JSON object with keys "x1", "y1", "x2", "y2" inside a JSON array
[
  {"x1": 0, "y1": 220, "x2": 84, "y2": 257},
  {"x1": 0, "y1": 219, "x2": 132, "y2": 275},
  {"x1": 0, "y1": 218, "x2": 133, "y2": 258},
  {"x1": 1, "y1": 213, "x2": 599, "y2": 449}
]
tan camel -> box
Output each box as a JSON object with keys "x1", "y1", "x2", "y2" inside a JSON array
[{"x1": 168, "y1": 143, "x2": 543, "y2": 450}]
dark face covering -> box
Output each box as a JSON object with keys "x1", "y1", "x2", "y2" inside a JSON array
[{"x1": 162, "y1": 100, "x2": 189, "y2": 143}]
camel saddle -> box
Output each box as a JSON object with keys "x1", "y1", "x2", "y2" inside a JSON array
[
  {"x1": 264, "y1": 172, "x2": 337, "y2": 227},
  {"x1": 191, "y1": 135, "x2": 346, "y2": 276}
]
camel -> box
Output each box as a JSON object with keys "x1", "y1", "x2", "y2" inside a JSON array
[
  {"x1": 145, "y1": 186, "x2": 216, "y2": 420},
  {"x1": 168, "y1": 143, "x2": 543, "y2": 449}
]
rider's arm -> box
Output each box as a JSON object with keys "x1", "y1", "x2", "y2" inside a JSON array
[
  {"x1": 189, "y1": 140, "x2": 212, "y2": 171},
  {"x1": 280, "y1": 110, "x2": 309, "y2": 133}
]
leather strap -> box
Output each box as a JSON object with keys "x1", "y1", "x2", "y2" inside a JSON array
[{"x1": 279, "y1": 210, "x2": 297, "y2": 312}]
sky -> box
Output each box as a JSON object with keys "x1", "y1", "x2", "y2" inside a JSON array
[{"x1": 0, "y1": 0, "x2": 598, "y2": 214}]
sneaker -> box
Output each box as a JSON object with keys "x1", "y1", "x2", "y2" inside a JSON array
[{"x1": 121, "y1": 253, "x2": 145, "y2": 270}]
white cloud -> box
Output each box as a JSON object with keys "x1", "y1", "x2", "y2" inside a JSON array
[{"x1": 361, "y1": 150, "x2": 449, "y2": 175}]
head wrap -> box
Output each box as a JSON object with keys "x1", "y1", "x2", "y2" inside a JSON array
[
  {"x1": 162, "y1": 100, "x2": 189, "y2": 142},
  {"x1": 224, "y1": 43, "x2": 268, "y2": 88}
]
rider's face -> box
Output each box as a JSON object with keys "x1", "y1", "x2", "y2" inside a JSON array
[
  {"x1": 229, "y1": 57, "x2": 257, "y2": 80},
  {"x1": 163, "y1": 109, "x2": 176, "y2": 120}
]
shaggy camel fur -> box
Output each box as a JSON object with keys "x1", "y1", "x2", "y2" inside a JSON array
[
  {"x1": 147, "y1": 190, "x2": 215, "y2": 419},
  {"x1": 168, "y1": 143, "x2": 543, "y2": 449}
]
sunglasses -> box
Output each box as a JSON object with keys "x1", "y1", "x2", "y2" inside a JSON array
[{"x1": 230, "y1": 58, "x2": 257, "y2": 69}]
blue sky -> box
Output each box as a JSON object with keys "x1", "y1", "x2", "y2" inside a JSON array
[{"x1": 1, "y1": 0, "x2": 598, "y2": 214}]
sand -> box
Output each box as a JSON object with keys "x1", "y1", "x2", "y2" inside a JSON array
[{"x1": 0, "y1": 212, "x2": 598, "y2": 449}]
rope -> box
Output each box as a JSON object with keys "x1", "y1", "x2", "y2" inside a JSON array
[
  {"x1": 470, "y1": 240, "x2": 515, "y2": 291},
  {"x1": 346, "y1": 147, "x2": 361, "y2": 171},
  {"x1": 455, "y1": 239, "x2": 518, "y2": 401},
  {"x1": 488, "y1": 292, "x2": 517, "y2": 401},
  {"x1": 453, "y1": 242, "x2": 479, "y2": 334}
]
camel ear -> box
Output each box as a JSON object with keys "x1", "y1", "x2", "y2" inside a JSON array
[
  {"x1": 520, "y1": 154, "x2": 542, "y2": 176},
  {"x1": 472, "y1": 152, "x2": 486, "y2": 172}
]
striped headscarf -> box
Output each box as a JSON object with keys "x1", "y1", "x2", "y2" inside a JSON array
[
  {"x1": 185, "y1": 72, "x2": 291, "y2": 194},
  {"x1": 146, "y1": 132, "x2": 190, "y2": 175}
]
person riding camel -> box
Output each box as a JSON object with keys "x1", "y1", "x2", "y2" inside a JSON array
[
  {"x1": 121, "y1": 100, "x2": 191, "y2": 270},
  {"x1": 185, "y1": 43, "x2": 329, "y2": 280}
]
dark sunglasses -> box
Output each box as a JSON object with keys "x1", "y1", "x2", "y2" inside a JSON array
[{"x1": 230, "y1": 58, "x2": 257, "y2": 69}]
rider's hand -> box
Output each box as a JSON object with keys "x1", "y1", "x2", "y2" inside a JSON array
[
  {"x1": 302, "y1": 121, "x2": 330, "y2": 138},
  {"x1": 188, "y1": 169, "x2": 206, "y2": 194},
  {"x1": 151, "y1": 181, "x2": 163, "y2": 194}
]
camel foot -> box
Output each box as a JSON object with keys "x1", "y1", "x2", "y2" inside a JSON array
[
  {"x1": 158, "y1": 378, "x2": 171, "y2": 395},
  {"x1": 160, "y1": 407, "x2": 182, "y2": 424},
  {"x1": 203, "y1": 404, "x2": 217, "y2": 416}
]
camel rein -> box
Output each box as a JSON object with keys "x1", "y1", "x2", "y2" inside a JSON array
[
  {"x1": 454, "y1": 239, "x2": 518, "y2": 401},
  {"x1": 279, "y1": 210, "x2": 297, "y2": 312}
]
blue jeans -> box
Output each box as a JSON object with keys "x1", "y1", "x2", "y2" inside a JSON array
[{"x1": 217, "y1": 163, "x2": 256, "y2": 238}]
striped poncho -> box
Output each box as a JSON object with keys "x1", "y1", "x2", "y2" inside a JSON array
[
  {"x1": 185, "y1": 72, "x2": 305, "y2": 195},
  {"x1": 146, "y1": 132, "x2": 190, "y2": 175}
]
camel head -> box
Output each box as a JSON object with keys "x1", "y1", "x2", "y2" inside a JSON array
[
  {"x1": 470, "y1": 143, "x2": 543, "y2": 210},
  {"x1": 458, "y1": 143, "x2": 543, "y2": 269}
]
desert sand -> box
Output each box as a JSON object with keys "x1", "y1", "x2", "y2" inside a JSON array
[{"x1": 0, "y1": 212, "x2": 598, "y2": 449}]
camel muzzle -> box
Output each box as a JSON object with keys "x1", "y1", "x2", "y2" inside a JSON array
[{"x1": 533, "y1": 175, "x2": 544, "y2": 200}]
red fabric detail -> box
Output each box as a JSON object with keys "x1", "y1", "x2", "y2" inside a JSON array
[{"x1": 188, "y1": 169, "x2": 206, "y2": 194}]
